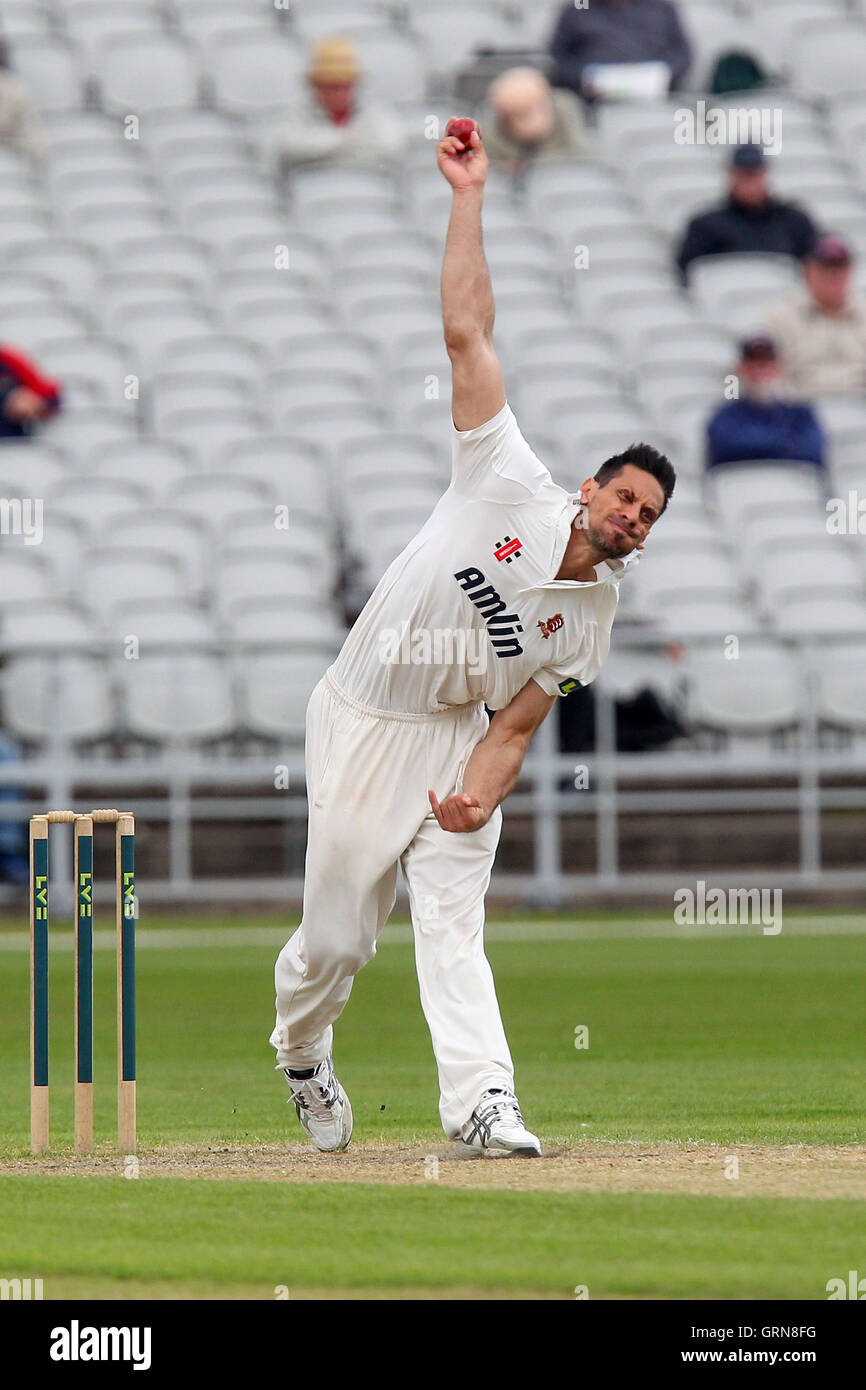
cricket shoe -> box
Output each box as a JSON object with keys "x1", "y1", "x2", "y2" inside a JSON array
[
  {"x1": 457, "y1": 1088, "x2": 541, "y2": 1158},
  {"x1": 284, "y1": 1055, "x2": 353, "y2": 1152}
]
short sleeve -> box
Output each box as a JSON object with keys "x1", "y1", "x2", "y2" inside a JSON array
[
  {"x1": 534, "y1": 603, "x2": 616, "y2": 697},
  {"x1": 451, "y1": 402, "x2": 552, "y2": 504},
  {"x1": 533, "y1": 668, "x2": 582, "y2": 699}
]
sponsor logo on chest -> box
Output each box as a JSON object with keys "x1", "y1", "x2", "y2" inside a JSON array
[{"x1": 453, "y1": 567, "x2": 524, "y2": 658}]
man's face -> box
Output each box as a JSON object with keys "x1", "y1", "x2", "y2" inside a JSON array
[
  {"x1": 805, "y1": 259, "x2": 851, "y2": 313},
  {"x1": 729, "y1": 168, "x2": 769, "y2": 207},
  {"x1": 497, "y1": 88, "x2": 554, "y2": 146},
  {"x1": 579, "y1": 464, "x2": 665, "y2": 560},
  {"x1": 311, "y1": 78, "x2": 356, "y2": 117},
  {"x1": 740, "y1": 356, "x2": 782, "y2": 400}
]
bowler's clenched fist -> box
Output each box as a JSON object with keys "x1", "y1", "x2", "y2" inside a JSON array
[
  {"x1": 428, "y1": 789, "x2": 489, "y2": 833},
  {"x1": 437, "y1": 117, "x2": 488, "y2": 192}
]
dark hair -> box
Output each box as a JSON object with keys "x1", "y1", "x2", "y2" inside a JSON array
[{"x1": 594, "y1": 442, "x2": 675, "y2": 514}]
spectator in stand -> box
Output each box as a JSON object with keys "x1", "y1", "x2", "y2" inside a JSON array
[
  {"x1": 0, "y1": 342, "x2": 62, "y2": 438},
  {"x1": 480, "y1": 68, "x2": 589, "y2": 179},
  {"x1": 276, "y1": 37, "x2": 406, "y2": 173},
  {"x1": 0, "y1": 730, "x2": 29, "y2": 886},
  {"x1": 549, "y1": 0, "x2": 692, "y2": 101},
  {"x1": 677, "y1": 145, "x2": 817, "y2": 283},
  {"x1": 764, "y1": 236, "x2": 866, "y2": 396},
  {"x1": 0, "y1": 40, "x2": 44, "y2": 163},
  {"x1": 706, "y1": 336, "x2": 825, "y2": 472}
]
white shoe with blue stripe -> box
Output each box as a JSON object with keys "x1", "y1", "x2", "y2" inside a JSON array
[{"x1": 284, "y1": 1056, "x2": 353, "y2": 1152}]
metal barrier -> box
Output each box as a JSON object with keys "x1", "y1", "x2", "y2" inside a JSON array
[{"x1": 0, "y1": 636, "x2": 864, "y2": 906}]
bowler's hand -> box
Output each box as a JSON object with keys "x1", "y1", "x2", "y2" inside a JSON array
[
  {"x1": 436, "y1": 123, "x2": 488, "y2": 193},
  {"x1": 428, "y1": 789, "x2": 489, "y2": 833}
]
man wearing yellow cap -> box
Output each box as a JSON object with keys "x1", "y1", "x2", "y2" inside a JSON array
[{"x1": 277, "y1": 36, "x2": 405, "y2": 172}]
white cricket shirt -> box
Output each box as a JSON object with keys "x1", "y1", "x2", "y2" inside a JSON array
[{"x1": 329, "y1": 402, "x2": 638, "y2": 715}]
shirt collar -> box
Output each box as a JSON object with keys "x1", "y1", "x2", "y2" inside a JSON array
[{"x1": 520, "y1": 493, "x2": 641, "y2": 592}]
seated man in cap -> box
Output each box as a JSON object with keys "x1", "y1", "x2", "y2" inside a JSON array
[
  {"x1": 480, "y1": 67, "x2": 590, "y2": 180},
  {"x1": 276, "y1": 37, "x2": 406, "y2": 173},
  {"x1": 677, "y1": 145, "x2": 817, "y2": 283},
  {"x1": 764, "y1": 236, "x2": 866, "y2": 396},
  {"x1": 706, "y1": 335, "x2": 825, "y2": 472}
]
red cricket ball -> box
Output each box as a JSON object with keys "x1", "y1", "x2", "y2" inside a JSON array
[{"x1": 446, "y1": 117, "x2": 479, "y2": 148}]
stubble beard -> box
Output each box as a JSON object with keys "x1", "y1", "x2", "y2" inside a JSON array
[{"x1": 585, "y1": 523, "x2": 627, "y2": 562}]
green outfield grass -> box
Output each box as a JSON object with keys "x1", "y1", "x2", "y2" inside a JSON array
[
  {"x1": 0, "y1": 1178, "x2": 862, "y2": 1301},
  {"x1": 0, "y1": 915, "x2": 864, "y2": 1298}
]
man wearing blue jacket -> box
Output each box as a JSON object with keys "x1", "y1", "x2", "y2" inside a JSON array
[
  {"x1": 550, "y1": 0, "x2": 692, "y2": 98},
  {"x1": 706, "y1": 336, "x2": 825, "y2": 471}
]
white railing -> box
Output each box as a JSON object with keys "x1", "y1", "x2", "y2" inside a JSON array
[{"x1": 0, "y1": 635, "x2": 864, "y2": 906}]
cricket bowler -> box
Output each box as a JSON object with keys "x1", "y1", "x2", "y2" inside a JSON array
[{"x1": 270, "y1": 119, "x2": 676, "y2": 1157}]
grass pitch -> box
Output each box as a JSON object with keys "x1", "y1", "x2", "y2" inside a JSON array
[{"x1": 0, "y1": 913, "x2": 863, "y2": 1299}]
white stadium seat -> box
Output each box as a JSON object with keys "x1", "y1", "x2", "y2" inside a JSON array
[
  {"x1": 291, "y1": 1, "x2": 407, "y2": 44},
  {"x1": 101, "y1": 272, "x2": 201, "y2": 331},
  {"x1": 790, "y1": 18, "x2": 866, "y2": 100},
  {"x1": 74, "y1": 206, "x2": 171, "y2": 251},
  {"x1": 89, "y1": 439, "x2": 195, "y2": 499},
  {"x1": 0, "y1": 599, "x2": 93, "y2": 652},
  {"x1": 160, "y1": 409, "x2": 271, "y2": 465},
  {"x1": 757, "y1": 544, "x2": 864, "y2": 608},
  {"x1": 97, "y1": 33, "x2": 201, "y2": 113},
  {"x1": 0, "y1": 553, "x2": 55, "y2": 607},
  {"x1": 50, "y1": 477, "x2": 149, "y2": 536},
  {"x1": 287, "y1": 403, "x2": 390, "y2": 461},
  {"x1": 219, "y1": 507, "x2": 335, "y2": 571},
  {"x1": 3, "y1": 655, "x2": 114, "y2": 744},
  {"x1": 773, "y1": 594, "x2": 866, "y2": 637},
  {"x1": 711, "y1": 464, "x2": 826, "y2": 526},
  {"x1": 335, "y1": 28, "x2": 428, "y2": 106},
  {"x1": 209, "y1": 28, "x2": 304, "y2": 115},
  {"x1": 43, "y1": 409, "x2": 137, "y2": 463},
  {"x1": 267, "y1": 368, "x2": 372, "y2": 419},
  {"x1": 818, "y1": 640, "x2": 866, "y2": 732},
  {"x1": 100, "y1": 509, "x2": 208, "y2": 588},
  {"x1": 62, "y1": 2, "x2": 165, "y2": 62},
  {"x1": 216, "y1": 272, "x2": 325, "y2": 319},
  {"x1": 169, "y1": 475, "x2": 272, "y2": 531},
  {"x1": 241, "y1": 652, "x2": 333, "y2": 741},
  {"x1": 159, "y1": 333, "x2": 268, "y2": 384},
  {"x1": 150, "y1": 372, "x2": 256, "y2": 435},
  {"x1": 103, "y1": 236, "x2": 208, "y2": 290},
  {"x1": 211, "y1": 437, "x2": 331, "y2": 517},
  {"x1": 0, "y1": 441, "x2": 65, "y2": 496},
  {"x1": 0, "y1": 302, "x2": 95, "y2": 351},
  {"x1": 228, "y1": 599, "x2": 345, "y2": 657},
  {"x1": 106, "y1": 599, "x2": 216, "y2": 648},
  {"x1": 686, "y1": 644, "x2": 802, "y2": 741},
  {"x1": 274, "y1": 330, "x2": 383, "y2": 380},
  {"x1": 174, "y1": 0, "x2": 276, "y2": 47},
  {"x1": 660, "y1": 594, "x2": 762, "y2": 638},
  {"x1": 216, "y1": 551, "x2": 329, "y2": 612},
  {"x1": 690, "y1": 254, "x2": 799, "y2": 315},
  {"x1": 121, "y1": 654, "x2": 235, "y2": 743},
  {"x1": 11, "y1": 37, "x2": 87, "y2": 112},
  {"x1": 114, "y1": 301, "x2": 218, "y2": 373},
  {"x1": 81, "y1": 547, "x2": 186, "y2": 620},
  {"x1": 7, "y1": 238, "x2": 103, "y2": 305}
]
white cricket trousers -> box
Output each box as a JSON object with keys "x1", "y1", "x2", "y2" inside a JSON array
[{"x1": 270, "y1": 670, "x2": 515, "y2": 1139}]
